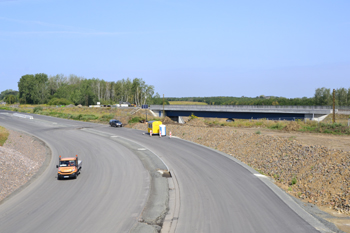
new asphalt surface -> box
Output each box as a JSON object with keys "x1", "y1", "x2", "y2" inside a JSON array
[{"x1": 0, "y1": 111, "x2": 332, "y2": 233}]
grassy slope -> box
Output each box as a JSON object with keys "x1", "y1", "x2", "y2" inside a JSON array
[{"x1": 0, "y1": 126, "x2": 9, "y2": 146}]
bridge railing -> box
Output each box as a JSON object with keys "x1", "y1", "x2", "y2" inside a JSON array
[{"x1": 150, "y1": 105, "x2": 333, "y2": 110}]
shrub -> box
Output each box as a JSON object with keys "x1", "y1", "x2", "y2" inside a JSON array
[
  {"x1": 129, "y1": 117, "x2": 143, "y2": 123},
  {"x1": 80, "y1": 115, "x2": 98, "y2": 121},
  {"x1": 255, "y1": 130, "x2": 261, "y2": 134},
  {"x1": 48, "y1": 98, "x2": 73, "y2": 106},
  {"x1": 269, "y1": 123, "x2": 284, "y2": 130},
  {"x1": 100, "y1": 114, "x2": 114, "y2": 121},
  {"x1": 190, "y1": 113, "x2": 198, "y2": 120},
  {"x1": 71, "y1": 114, "x2": 83, "y2": 120},
  {"x1": 33, "y1": 106, "x2": 43, "y2": 113}
]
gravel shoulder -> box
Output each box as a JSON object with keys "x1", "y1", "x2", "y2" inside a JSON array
[{"x1": 0, "y1": 129, "x2": 50, "y2": 204}]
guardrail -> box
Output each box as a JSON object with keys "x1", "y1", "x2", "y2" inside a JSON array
[
  {"x1": 13, "y1": 113, "x2": 34, "y2": 120},
  {"x1": 151, "y1": 105, "x2": 333, "y2": 110}
]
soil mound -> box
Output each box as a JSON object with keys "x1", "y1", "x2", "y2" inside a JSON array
[
  {"x1": 162, "y1": 117, "x2": 174, "y2": 124},
  {"x1": 284, "y1": 121, "x2": 301, "y2": 131},
  {"x1": 186, "y1": 118, "x2": 207, "y2": 127}
]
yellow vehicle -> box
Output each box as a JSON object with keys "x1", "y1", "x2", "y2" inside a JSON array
[
  {"x1": 148, "y1": 121, "x2": 162, "y2": 134},
  {"x1": 56, "y1": 155, "x2": 82, "y2": 180}
]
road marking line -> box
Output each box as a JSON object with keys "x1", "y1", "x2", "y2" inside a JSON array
[
  {"x1": 110, "y1": 136, "x2": 119, "y2": 138},
  {"x1": 254, "y1": 174, "x2": 267, "y2": 178},
  {"x1": 13, "y1": 113, "x2": 34, "y2": 119}
]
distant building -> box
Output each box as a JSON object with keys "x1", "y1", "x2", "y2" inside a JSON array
[
  {"x1": 119, "y1": 101, "x2": 131, "y2": 105},
  {"x1": 0, "y1": 102, "x2": 6, "y2": 105}
]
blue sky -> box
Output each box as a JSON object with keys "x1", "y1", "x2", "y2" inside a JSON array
[{"x1": 0, "y1": 0, "x2": 349, "y2": 98}]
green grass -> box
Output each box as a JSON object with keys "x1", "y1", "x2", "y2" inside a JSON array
[
  {"x1": 99, "y1": 114, "x2": 114, "y2": 122},
  {"x1": 33, "y1": 106, "x2": 43, "y2": 113},
  {"x1": 269, "y1": 123, "x2": 284, "y2": 130},
  {"x1": 129, "y1": 117, "x2": 143, "y2": 123},
  {"x1": 255, "y1": 168, "x2": 266, "y2": 175},
  {"x1": 0, "y1": 126, "x2": 9, "y2": 146}
]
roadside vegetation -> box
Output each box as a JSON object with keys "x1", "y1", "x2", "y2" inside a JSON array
[
  {"x1": 0, "y1": 105, "x2": 160, "y2": 126},
  {"x1": 0, "y1": 126, "x2": 9, "y2": 146},
  {"x1": 204, "y1": 116, "x2": 350, "y2": 135},
  {"x1": 166, "y1": 87, "x2": 350, "y2": 106},
  {"x1": 1, "y1": 104, "x2": 349, "y2": 135}
]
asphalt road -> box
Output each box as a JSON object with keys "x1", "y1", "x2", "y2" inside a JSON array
[
  {"x1": 0, "y1": 112, "x2": 329, "y2": 233},
  {"x1": 0, "y1": 113, "x2": 149, "y2": 233}
]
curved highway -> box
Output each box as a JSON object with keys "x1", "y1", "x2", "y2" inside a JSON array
[
  {"x1": 0, "y1": 113, "x2": 149, "y2": 233},
  {"x1": 0, "y1": 111, "x2": 331, "y2": 232}
]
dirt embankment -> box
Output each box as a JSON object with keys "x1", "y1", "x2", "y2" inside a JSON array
[
  {"x1": 133, "y1": 119, "x2": 350, "y2": 215},
  {"x1": 0, "y1": 129, "x2": 47, "y2": 203}
]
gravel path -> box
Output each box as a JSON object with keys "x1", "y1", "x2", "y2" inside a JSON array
[{"x1": 0, "y1": 129, "x2": 48, "y2": 203}]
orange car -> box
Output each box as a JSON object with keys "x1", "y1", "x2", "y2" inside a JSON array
[{"x1": 56, "y1": 155, "x2": 82, "y2": 180}]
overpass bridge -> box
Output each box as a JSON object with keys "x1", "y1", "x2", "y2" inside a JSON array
[{"x1": 150, "y1": 105, "x2": 334, "y2": 122}]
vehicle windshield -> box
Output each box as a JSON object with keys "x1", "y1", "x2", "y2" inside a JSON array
[{"x1": 59, "y1": 160, "x2": 76, "y2": 167}]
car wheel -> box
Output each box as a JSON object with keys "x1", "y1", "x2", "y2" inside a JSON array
[{"x1": 57, "y1": 176, "x2": 61, "y2": 180}]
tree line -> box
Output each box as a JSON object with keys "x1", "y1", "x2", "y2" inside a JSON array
[
  {"x1": 0, "y1": 89, "x2": 19, "y2": 104},
  {"x1": 13, "y1": 73, "x2": 162, "y2": 106},
  {"x1": 166, "y1": 87, "x2": 350, "y2": 106},
  {"x1": 1, "y1": 78, "x2": 350, "y2": 107}
]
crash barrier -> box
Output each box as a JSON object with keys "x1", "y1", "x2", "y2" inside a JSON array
[{"x1": 13, "y1": 113, "x2": 33, "y2": 120}]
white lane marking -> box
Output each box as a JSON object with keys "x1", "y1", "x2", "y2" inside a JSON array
[
  {"x1": 110, "y1": 136, "x2": 119, "y2": 138},
  {"x1": 254, "y1": 174, "x2": 267, "y2": 178},
  {"x1": 138, "y1": 148, "x2": 146, "y2": 151},
  {"x1": 13, "y1": 113, "x2": 34, "y2": 119}
]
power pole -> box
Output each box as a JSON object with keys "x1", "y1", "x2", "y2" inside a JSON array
[{"x1": 333, "y1": 89, "x2": 335, "y2": 124}]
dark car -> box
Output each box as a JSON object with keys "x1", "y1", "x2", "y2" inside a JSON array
[
  {"x1": 226, "y1": 118, "x2": 235, "y2": 122},
  {"x1": 109, "y1": 119, "x2": 123, "y2": 127}
]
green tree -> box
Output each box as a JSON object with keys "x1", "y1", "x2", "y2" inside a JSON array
[
  {"x1": 314, "y1": 88, "x2": 332, "y2": 105},
  {"x1": 18, "y1": 73, "x2": 48, "y2": 104},
  {"x1": 18, "y1": 74, "x2": 36, "y2": 104},
  {"x1": 0, "y1": 89, "x2": 19, "y2": 101},
  {"x1": 336, "y1": 88, "x2": 347, "y2": 106},
  {"x1": 5, "y1": 94, "x2": 16, "y2": 104}
]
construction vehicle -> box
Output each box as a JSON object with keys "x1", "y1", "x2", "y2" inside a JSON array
[{"x1": 56, "y1": 155, "x2": 82, "y2": 180}]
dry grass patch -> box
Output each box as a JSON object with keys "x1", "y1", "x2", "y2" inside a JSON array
[{"x1": 0, "y1": 126, "x2": 9, "y2": 146}]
